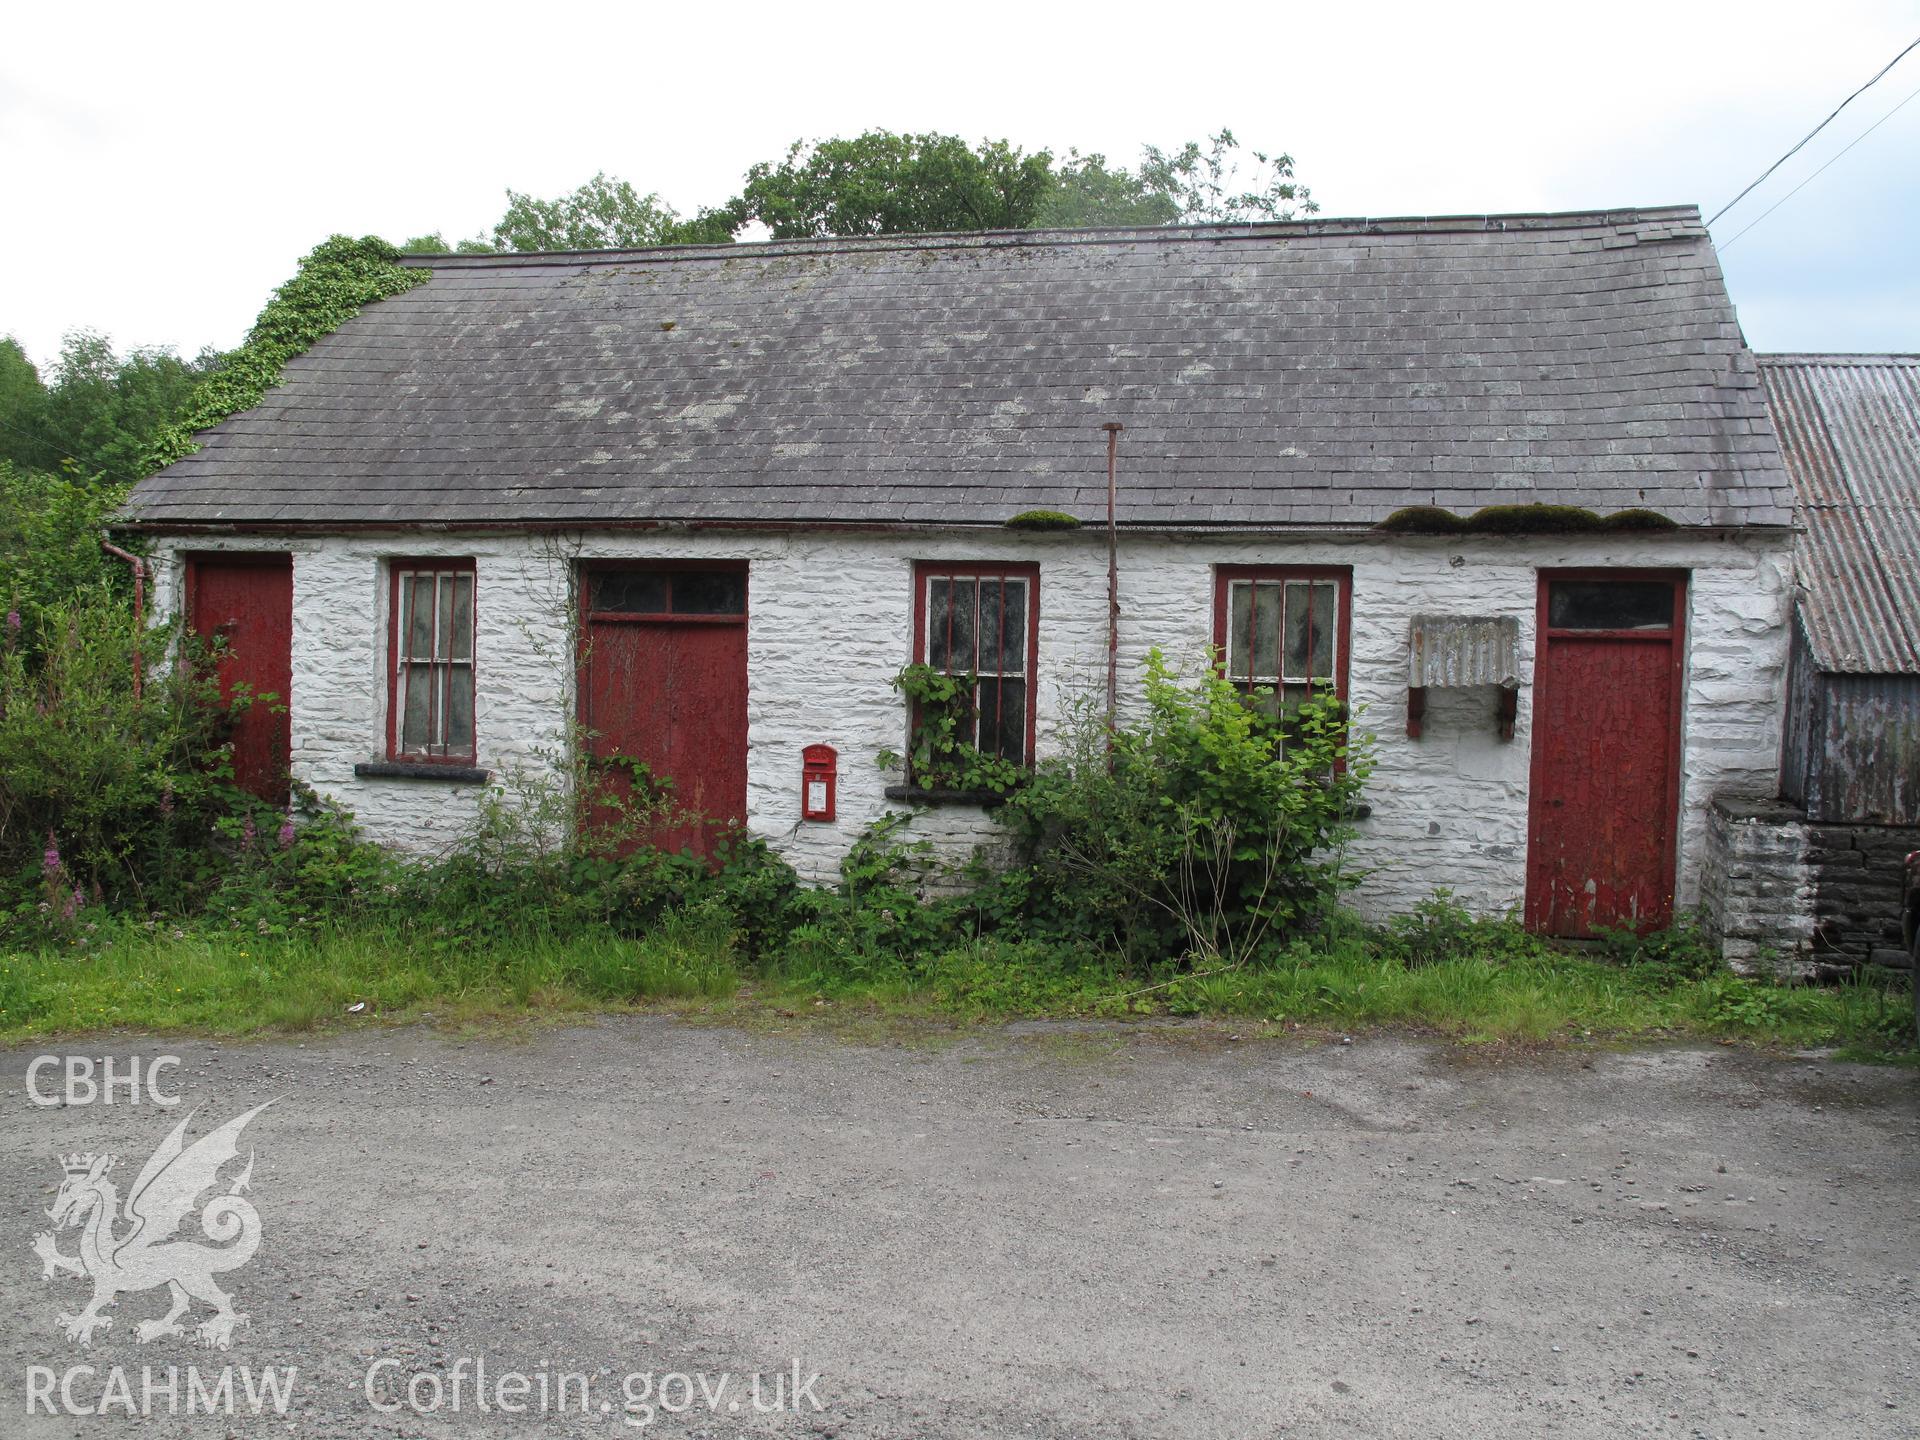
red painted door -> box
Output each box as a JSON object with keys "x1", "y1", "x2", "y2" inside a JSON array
[
  {"x1": 578, "y1": 566, "x2": 748, "y2": 859},
  {"x1": 188, "y1": 553, "x2": 293, "y2": 805},
  {"x1": 1525, "y1": 574, "x2": 1686, "y2": 937}
]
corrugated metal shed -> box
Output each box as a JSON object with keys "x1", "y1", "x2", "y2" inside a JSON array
[
  {"x1": 1758, "y1": 355, "x2": 1920, "y2": 675},
  {"x1": 1763, "y1": 355, "x2": 1920, "y2": 823},
  {"x1": 1408, "y1": 615, "x2": 1520, "y2": 688}
]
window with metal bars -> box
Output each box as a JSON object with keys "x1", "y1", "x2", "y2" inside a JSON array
[
  {"x1": 1214, "y1": 567, "x2": 1349, "y2": 713},
  {"x1": 913, "y1": 563, "x2": 1038, "y2": 766},
  {"x1": 389, "y1": 560, "x2": 476, "y2": 762}
]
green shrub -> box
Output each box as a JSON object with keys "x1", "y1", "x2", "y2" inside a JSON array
[
  {"x1": 1379, "y1": 888, "x2": 1543, "y2": 968},
  {"x1": 202, "y1": 798, "x2": 407, "y2": 936},
  {"x1": 885, "y1": 663, "x2": 1026, "y2": 794},
  {"x1": 771, "y1": 815, "x2": 950, "y2": 986},
  {"x1": 1591, "y1": 912, "x2": 1721, "y2": 978},
  {"x1": 0, "y1": 596, "x2": 247, "y2": 928},
  {"x1": 0, "y1": 463, "x2": 133, "y2": 647},
  {"x1": 997, "y1": 649, "x2": 1373, "y2": 969}
]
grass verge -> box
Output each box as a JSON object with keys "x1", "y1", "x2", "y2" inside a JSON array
[{"x1": 3, "y1": 917, "x2": 1914, "y2": 1059}]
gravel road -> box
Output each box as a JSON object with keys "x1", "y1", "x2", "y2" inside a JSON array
[{"x1": 2, "y1": 1019, "x2": 1915, "y2": 1438}]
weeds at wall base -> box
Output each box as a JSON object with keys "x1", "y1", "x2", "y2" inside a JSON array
[
  {"x1": 2, "y1": 906, "x2": 1912, "y2": 1060},
  {"x1": 3, "y1": 640, "x2": 1911, "y2": 1058}
]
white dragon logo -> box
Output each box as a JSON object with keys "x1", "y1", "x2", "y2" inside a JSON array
[{"x1": 32, "y1": 1102, "x2": 272, "y2": 1350}]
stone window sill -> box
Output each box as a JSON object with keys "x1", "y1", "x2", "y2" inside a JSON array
[
  {"x1": 354, "y1": 760, "x2": 492, "y2": 785},
  {"x1": 884, "y1": 784, "x2": 1010, "y2": 808}
]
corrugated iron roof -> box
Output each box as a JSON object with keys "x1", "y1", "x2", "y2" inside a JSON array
[{"x1": 1758, "y1": 355, "x2": 1920, "y2": 675}]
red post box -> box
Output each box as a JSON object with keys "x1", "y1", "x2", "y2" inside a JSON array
[{"x1": 801, "y1": 743, "x2": 837, "y2": 821}]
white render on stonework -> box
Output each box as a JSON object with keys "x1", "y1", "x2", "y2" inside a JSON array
[{"x1": 146, "y1": 527, "x2": 1793, "y2": 920}]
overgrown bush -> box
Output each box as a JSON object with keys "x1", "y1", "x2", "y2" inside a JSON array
[
  {"x1": 1591, "y1": 912, "x2": 1721, "y2": 979},
  {"x1": 773, "y1": 815, "x2": 952, "y2": 985},
  {"x1": 997, "y1": 649, "x2": 1373, "y2": 969},
  {"x1": 0, "y1": 463, "x2": 132, "y2": 646},
  {"x1": 1378, "y1": 889, "x2": 1546, "y2": 969},
  {"x1": 0, "y1": 595, "x2": 247, "y2": 925},
  {"x1": 884, "y1": 664, "x2": 1026, "y2": 794}
]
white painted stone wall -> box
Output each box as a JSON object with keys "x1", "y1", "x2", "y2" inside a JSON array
[{"x1": 147, "y1": 527, "x2": 1792, "y2": 919}]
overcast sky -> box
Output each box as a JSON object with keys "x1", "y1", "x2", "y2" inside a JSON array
[{"x1": 4, "y1": 1, "x2": 1916, "y2": 372}]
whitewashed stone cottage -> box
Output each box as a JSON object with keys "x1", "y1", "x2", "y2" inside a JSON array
[{"x1": 123, "y1": 206, "x2": 1795, "y2": 935}]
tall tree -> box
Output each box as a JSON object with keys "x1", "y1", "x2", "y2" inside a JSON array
[
  {"x1": 735, "y1": 132, "x2": 1056, "y2": 239},
  {"x1": 1034, "y1": 151, "x2": 1183, "y2": 228},
  {"x1": 465, "y1": 128, "x2": 1316, "y2": 254},
  {"x1": 1137, "y1": 129, "x2": 1315, "y2": 224},
  {"x1": 38, "y1": 332, "x2": 219, "y2": 483},
  {"x1": 397, "y1": 233, "x2": 498, "y2": 255},
  {"x1": 0, "y1": 332, "x2": 218, "y2": 483},
  {"x1": 489, "y1": 172, "x2": 737, "y2": 252},
  {"x1": 0, "y1": 337, "x2": 50, "y2": 473}
]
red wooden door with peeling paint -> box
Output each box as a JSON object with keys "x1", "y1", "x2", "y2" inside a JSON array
[
  {"x1": 1525, "y1": 574, "x2": 1686, "y2": 937},
  {"x1": 578, "y1": 566, "x2": 748, "y2": 860},
  {"x1": 188, "y1": 553, "x2": 293, "y2": 806}
]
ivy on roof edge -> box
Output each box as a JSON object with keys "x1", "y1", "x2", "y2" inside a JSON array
[{"x1": 140, "y1": 236, "x2": 429, "y2": 475}]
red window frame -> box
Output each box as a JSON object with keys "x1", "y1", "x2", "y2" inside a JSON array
[
  {"x1": 1211, "y1": 565, "x2": 1353, "y2": 704},
  {"x1": 387, "y1": 558, "x2": 477, "y2": 764},
  {"x1": 911, "y1": 561, "x2": 1041, "y2": 768}
]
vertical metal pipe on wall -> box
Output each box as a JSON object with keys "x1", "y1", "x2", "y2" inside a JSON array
[{"x1": 1102, "y1": 422, "x2": 1123, "y2": 736}]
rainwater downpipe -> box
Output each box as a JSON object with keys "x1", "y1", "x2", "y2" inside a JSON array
[
  {"x1": 99, "y1": 537, "x2": 146, "y2": 702},
  {"x1": 1102, "y1": 422, "x2": 1124, "y2": 738}
]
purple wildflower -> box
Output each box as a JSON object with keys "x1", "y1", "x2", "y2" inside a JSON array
[
  {"x1": 60, "y1": 887, "x2": 81, "y2": 921},
  {"x1": 241, "y1": 814, "x2": 257, "y2": 849},
  {"x1": 42, "y1": 835, "x2": 61, "y2": 879},
  {"x1": 278, "y1": 813, "x2": 295, "y2": 849},
  {"x1": 5, "y1": 609, "x2": 19, "y2": 637}
]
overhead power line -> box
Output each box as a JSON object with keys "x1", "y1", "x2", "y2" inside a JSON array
[
  {"x1": 1719, "y1": 78, "x2": 1920, "y2": 250},
  {"x1": 1708, "y1": 32, "x2": 1920, "y2": 226}
]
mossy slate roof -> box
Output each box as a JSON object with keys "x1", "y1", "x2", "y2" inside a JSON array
[{"x1": 126, "y1": 206, "x2": 1791, "y2": 530}]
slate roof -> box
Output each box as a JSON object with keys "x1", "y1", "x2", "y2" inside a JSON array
[
  {"x1": 1758, "y1": 354, "x2": 1920, "y2": 674},
  {"x1": 125, "y1": 206, "x2": 1790, "y2": 530}
]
